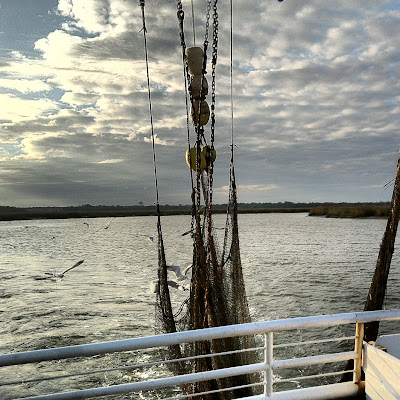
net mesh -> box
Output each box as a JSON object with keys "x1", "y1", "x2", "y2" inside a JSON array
[
  {"x1": 153, "y1": 1, "x2": 257, "y2": 397},
  {"x1": 155, "y1": 166, "x2": 258, "y2": 398}
]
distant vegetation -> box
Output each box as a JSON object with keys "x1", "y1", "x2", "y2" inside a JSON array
[
  {"x1": 309, "y1": 204, "x2": 390, "y2": 218},
  {"x1": 0, "y1": 202, "x2": 390, "y2": 221}
]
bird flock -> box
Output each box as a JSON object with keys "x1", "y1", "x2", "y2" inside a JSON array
[{"x1": 27, "y1": 217, "x2": 193, "y2": 294}]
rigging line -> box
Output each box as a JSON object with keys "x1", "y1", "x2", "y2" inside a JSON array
[
  {"x1": 206, "y1": 0, "x2": 218, "y2": 243},
  {"x1": 199, "y1": 0, "x2": 211, "y2": 188},
  {"x1": 176, "y1": 2, "x2": 197, "y2": 238},
  {"x1": 191, "y1": 0, "x2": 196, "y2": 46},
  {"x1": 140, "y1": 1, "x2": 171, "y2": 313},
  {"x1": 203, "y1": 0, "x2": 219, "y2": 330},
  {"x1": 193, "y1": 0, "x2": 212, "y2": 211},
  {"x1": 230, "y1": 0, "x2": 234, "y2": 158},
  {"x1": 139, "y1": 6, "x2": 173, "y2": 326},
  {"x1": 173, "y1": 296, "x2": 190, "y2": 318},
  {"x1": 222, "y1": 0, "x2": 235, "y2": 256},
  {"x1": 177, "y1": 4, "x2": 195, "y2": 191},
  {"x1": 139, "y1": 0, "x2": 161, "y2": 215},
  {"x1": 384, "y1": 177, "x2": 395, "y2": 189},
  {"x1": 209, "y1": 0, "x2": 218, "y2": 150}
]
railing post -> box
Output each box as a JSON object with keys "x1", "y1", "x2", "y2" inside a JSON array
[
  {"x1": 353, "y1": 322, "x2": 364, "y2": 386},
  {"x1": 264, "y1": 331, "x2": 273, "y2": 397}
]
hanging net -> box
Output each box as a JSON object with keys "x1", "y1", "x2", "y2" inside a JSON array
[
  {"x1": 141, "y1": 0, "x2": 258, "y2": 397},
  {"x1": 155, "y1": 166, "x2": 258, "y2": 399}
]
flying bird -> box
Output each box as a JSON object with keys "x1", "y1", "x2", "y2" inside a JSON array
[
  {"x1": 104, "y1": 217, "x2": 116, "y2": 229},
  {"x1": 55, "y1": 260, "x2": 85, "y2": 279},
  {"x1": 167, "y1": 264, "x2": 192, "y2": 281},
  {"x1": 34, "y1": 260, "x2": 85, "y2": 281},
  {"x1": 150, "y1": 279, "x2": 189, "y2": 293},
  {"x1": 93, "y1": 217, "x2": 116, "y2": 233},
  {"x1": 130, "y1": 233, "x2": 155, "y2": 242}
]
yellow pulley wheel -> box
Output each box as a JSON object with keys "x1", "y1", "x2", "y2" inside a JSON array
[
  {"x1": 186, "y1": 146, "x2": 216, "y2": 172},
  {"x1": 201, "y1": 146, "x2": 216, "y2": 167}
]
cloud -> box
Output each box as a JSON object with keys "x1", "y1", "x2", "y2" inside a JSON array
[
  {"x1": 239, "y1": 184, "x2": 281, "y2": 192},
  {"x1": 143, "y1": 134, "x2": 170, "y2": 147},
  {"x1": 35, "y1": 30, "x2": 85, "y2": 68},
  {"x1": 57, "y1": 0, "x2": 137, "y2": 36},
  {"x1": 97, "y1": 158, "x2": 124, "y2": 164},
  {"x1": 0, "y1": 94, "x2": 59, "y2": 125},
  {"x1": 1, "y1": 0, "x2": 399, "y2": 206},
  {"x1": 0, "y1": 78, "x2": 52, "y2": 94}
]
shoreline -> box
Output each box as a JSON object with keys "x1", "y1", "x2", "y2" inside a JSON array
[
  {"x1": 0, "y1": 207, "x2": 311, "y2": 221},
  {"x1": 0, "y1": 203, "x2": 390, "y2": 221}
]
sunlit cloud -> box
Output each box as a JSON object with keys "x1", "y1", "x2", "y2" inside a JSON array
[
  {"x1": 214, "y1": 184, "x2": 281, "y2": 198},
  {"x1": 0, "y1": 78, "x2": 52, "y2": 94},
  {"x1": 0, "y1": 0, "x2": 399, "y2": 206},
  {"x1": 97, "y1": 158, "x2": 124, "y2": 164},
  {"x1": 0, "y1": 94, "x2": 59, "y2": 124},
  {"x1": 143, "y1": 134, "x2": 169, "y2": 146}
]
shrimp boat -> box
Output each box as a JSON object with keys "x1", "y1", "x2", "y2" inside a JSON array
[{"x1": 2, "y1": 0, "x2": 400, "y2": 399}]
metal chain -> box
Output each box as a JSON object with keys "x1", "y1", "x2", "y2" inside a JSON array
[
  {"x1": 206, "y1": 0, "x2": 218, "y2": 212},
  {"x1": 176, "y1": 1, "x2": 198, "y2": 241},
  {"x1": 176, "y1": 0, "x2": 220, "y2": 332},
  {"x1": 210, "y1": 0, "x2": 218, "y2": 148},
  {"x1": 176, "y1": 3, "x2": 204, "y2": 334},
  {"x1": 204, "y1": 0, "x2": 218, "y2": 331}
]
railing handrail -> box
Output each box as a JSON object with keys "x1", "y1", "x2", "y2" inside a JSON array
[{"x1": 1, "y1": 309, "x2": 400, "y2": 367}]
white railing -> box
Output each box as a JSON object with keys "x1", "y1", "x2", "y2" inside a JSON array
[{"x1": 1, "y1": 309, "x2": 400, "y2": 400}]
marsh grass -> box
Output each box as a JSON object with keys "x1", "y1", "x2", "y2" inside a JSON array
[
  {"x1": 309, "y1": 205, "x2": 390, "y2": 218},
  {"x1": 0, "y1": 203, "x2": 390, "y2": 221}
]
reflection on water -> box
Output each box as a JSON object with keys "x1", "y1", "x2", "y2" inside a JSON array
[{"x1": 1, "y1": 213, "x2": 400, "y2": 398}]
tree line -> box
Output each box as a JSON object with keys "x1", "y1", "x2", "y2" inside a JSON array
[{"x1": 0, "y1": 201, "x2": 390, "y2": 221}]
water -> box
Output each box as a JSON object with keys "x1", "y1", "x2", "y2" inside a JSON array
[{"x1": 1, "y1": 213, "x2": 400, "y2": 398}]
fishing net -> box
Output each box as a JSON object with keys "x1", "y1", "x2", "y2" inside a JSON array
[
  {"x1": 155, "y1": 167, "x2": 257, "y2": 398},
  {"x1": 143, "y1": 0, "x2": 258, "y2": 397}
]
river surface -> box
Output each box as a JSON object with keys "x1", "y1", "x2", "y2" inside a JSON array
[{"x1": 1, "y1": 213, "x2": 400, "y2": 398}]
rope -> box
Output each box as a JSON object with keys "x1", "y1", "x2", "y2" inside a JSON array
[
  {"x1": 140, "y1": 0, "x2": 177, "y2": 330},
  {"x1": 139, "y1": 0, "x2": 161, "y2": 219},
  {"x1": 230, "y1": 0, "x2": 234, "y2": 158},
  {"x1": 176, "y1": 5, "x2": 193, "y2": 163},
  {"x1": 205, "y1": 0, "x2": 218, "y2": 286},
  {"x1": 176, "y1": 4, "x2": 196, "y2": 237},
  {"x1": 222, "y1": 0, "x2": 235, "y2": 258},
  {"x1": 191, "y1": 0, "x2": 196, "y2": 46}
]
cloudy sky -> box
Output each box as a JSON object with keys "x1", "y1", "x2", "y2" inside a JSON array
[{"x1": 0, "y1": 0, "x2": 399, "y2": 207}]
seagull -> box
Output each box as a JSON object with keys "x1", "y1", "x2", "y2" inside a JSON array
[
  {"x1": 93, "y1": 217, "x2": 116, "y2": 233},
  {"x1": 167, "y1": 264, "x2": 192, "y2": 281},
  {"x1": 104, "y1": 217, "x2": 116, "y2": 229},
  {"x1": 131, "y1": 233, "x2": 155, "y2": 242},
  {"x1": 35, "y1": 260, "x2": 85, "y2": 281},
  {"x1": 55, "y1": 260, "x2": 84, "y2": 279},
  {"x1": 150, "y1": 279, "x2": 189, "y2": 293}
]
